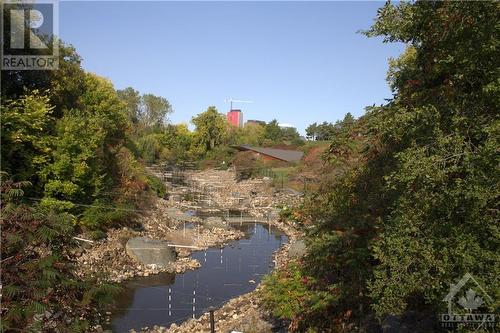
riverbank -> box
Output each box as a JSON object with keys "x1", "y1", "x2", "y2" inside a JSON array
[
  {"x1": 74, "y1": 168, "x2": 302, "y2": 332},
  {"x1": 72, "y1": 168, "x2": 302, "y2": 282},
  {"x1": 134, "y1": 228, "x2": 296, "y2": 333},
  {"x1": 129, "y1": 169, "x2": 302, "y2": 333},
  {"x1": 74, "y1": 199, "x2": 245, "y2": 284}
]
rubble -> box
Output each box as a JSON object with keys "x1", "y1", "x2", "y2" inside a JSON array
[
  {"x1": 74, "y1": 199, "x2": 244, "y2": 283},
  {"x1": 74, "y1": 168, "x2": 302, "y2": 332},
  {"x1": 125, "y1": 237, "x2": 177, "y2": 266},
  {"x1": 132, "y1": 169, "x2": 302, "y2": 333},
  {"x1": 186, "y1": 169, "x2": 303, "y2": 219}
]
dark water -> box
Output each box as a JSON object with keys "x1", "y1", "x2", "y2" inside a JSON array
[{"x1": 110, "y1": 223, "x2": 287, "y2": 333}]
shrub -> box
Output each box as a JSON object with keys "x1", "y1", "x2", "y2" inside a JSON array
[
  {"x1": 261, "y1": 262, "x2": 339, "y2": 332},
  {"x1": 232, "y1": 151, "x2": 263, "y2": 180},
  {"x1": 0, "y1": 178, "x2": 120, "y2": 331},
  {"x1": 145, "y1": 173, "x2": 167, "y2": 198},
  {"x1": 80, "y1": 201, "x2": 133, "y2": 230}
]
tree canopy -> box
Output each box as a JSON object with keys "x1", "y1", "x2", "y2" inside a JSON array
[
  {"x1": 262, "y1": 1, "x2": 499, "y2": 331},
  {"x1": 191, "y1": 106, "x2": 228, "y2": 151}
]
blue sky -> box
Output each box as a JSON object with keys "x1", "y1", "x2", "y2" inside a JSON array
[{"x1": 60, "y1": 1, "x2": 405, "y2": 134}]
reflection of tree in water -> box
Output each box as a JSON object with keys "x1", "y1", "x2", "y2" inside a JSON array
[
  {"x1": 232, "y1": 224, "x2": 253, "y2": 235},
  {"x1": 232, "y1": 223, "x2": 285, "y2": 239},
  {"x1": 110, "y1": 273, "x2": 176, "y2": 319}
]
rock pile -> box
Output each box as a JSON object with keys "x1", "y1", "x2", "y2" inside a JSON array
[
  {"x1": 74, "y1": 198, "x2": 244, "y2": 283},
  {"x1": 73, "y1": 227, "x2": 202, "y2": 283},
  {"x1": 188, "y1": 169, "x2": 302, "y2": 218},
  {"x1": 126, "y1": 237, "x2": 177, "y2": 267}
]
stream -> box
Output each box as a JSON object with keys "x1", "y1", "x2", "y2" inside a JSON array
[{"x1": 110, "y1": 222, "x2": 287, "y2": 332}]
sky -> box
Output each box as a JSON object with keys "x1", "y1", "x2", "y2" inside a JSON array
[{"x1": 59, "y1": 1, "x2": 405, "y2": 135}]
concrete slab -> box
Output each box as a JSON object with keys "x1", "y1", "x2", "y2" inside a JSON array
[{"x1": 125, "y1": 237, "x2": 176, "y2": 267}]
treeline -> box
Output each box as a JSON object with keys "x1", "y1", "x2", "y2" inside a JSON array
[
  {"x1": 305, "y1": 112, "x2": 355, "y2": 141},
  {"x1": 2, "y1": 45, "x2": 167, "y2": 232},
  {"x1": 1, "y1": 45, "x2": 169, "y2": 331},
  {"x1": 262, "y1": 1, "x2": 499, "y2": 332},
  {"x1": 0, "y1": 40, "x2": 304, "y2": 330},
  {"x1": 125, "y1": 104, "x2": 304, "y2": 168}
]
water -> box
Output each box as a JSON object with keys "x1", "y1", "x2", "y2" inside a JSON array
[{"x1": 110, "y1": 223, "x2": 287, "y2": 333}]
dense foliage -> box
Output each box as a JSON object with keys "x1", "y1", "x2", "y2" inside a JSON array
[
  {"x1": 0, "y1": 175, "x2": 120, "y2": 332},
  {"x1": 305, "y1": 113, "x2": 355, "y2": 141},
  {"x1": 1, "y1": 44, "x2": 165, "y2": 330},
  {"x1": 262, "y1": 1, "x2": 499, "y2": 331},
  {"x1": 1, "y1": 39, "x2": 304, "y2": 331}
]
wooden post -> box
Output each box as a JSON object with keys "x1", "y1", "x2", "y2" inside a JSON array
[{"x1": 209, "y1": 307, "x2": 215, "y2": 333}]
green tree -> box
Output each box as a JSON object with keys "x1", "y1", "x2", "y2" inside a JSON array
[
  {"x1": 342, "y1": 112, "x2": 355, "y2": 127},
  {"x1": 305, "y1": 122, "x2": 318, "y2": 140},
  {"x1": 136, "y1": 134, "x2": 162, "y2": 165},
  {"x1": 141, "y1": 94, "x2": 172, "y2": 128},
  {"x1": 263, "y1": 1, "x2": 500, "y2": 331},
  {"x1": 241, "y1": 122, "x2": 266, "y2": 146},
  {"x1": 1, "y1": 44, "x2": 86, "y2": 118},
  {"x1": 1, "y1": 91, "x2": 53, "y2": 185},
  {"x1": 159, "y1": 123, "x2": 194, "y2": 162},
  {"x1": 117, "y1": 87, "x2": 141, "y2": 123},
  {"x1": 264, "y1": 119, "x2": 282, "y2": 142},
  {"x1": 40, "y1": 73, "x2": 128, "y2": 206},
  {"x1": 281, "y1": 126, "x2": 302, "y2": 144},
  {"x1": 364, "y1": 0, "x2": 499, "y2": 317},
  {"x1": 191, "y1": 106, "x2": 228, "y2": 152}
]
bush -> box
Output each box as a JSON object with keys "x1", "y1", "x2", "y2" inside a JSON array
[
  {"x1": 198, "y1": 146, "x2": 233, "y2": 169},
  {"x1": 261, "y1": 262, "x2": 338, "y2": 332},
  {"x1": 136, "y1": 134, "x2": 161, "y2": 165},
  {"x1": 231, "y1": 151, "x2": 263, "y2": 180},
  {"x1": 145, "y1": 173, "x2": 167, "y2": 198},
  {"x1": 80, "y1": 201, "x2": 133, "y2": 230},
  {"x1": 261, "y1": 263, "x2": 308, "y2": 320},
  {"x1": 0, "y1": 179, "x2": 119, "y2": 332}
]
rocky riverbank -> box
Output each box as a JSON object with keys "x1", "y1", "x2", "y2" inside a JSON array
[
  {"x1": 128, "y1": 169, "x2": 303, "y2": 333},
  {"x1": 134, "y1": 225, "x2": 298, "y2": 333},
  {"x1": 74, "y1": 199, "x2": 245, "y2": 283},
  {"x1": 179, "y1": 169, "x2": 303, "y2": 218},
  {"x1": 74, "y1": 168, "x2": 302, "y2": 333}
]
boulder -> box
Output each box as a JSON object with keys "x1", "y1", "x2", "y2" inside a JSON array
[
  {"x1": 165, "y1": 207, "x2": 196, "y2": 222},
  {"x1": 288, "y1": 239, "x2": 307, "y2": 258},
  {"x1": 268, "y1": 208, "x2": 281, "y2": 220},
  {"x1": 204, "y1": 216, "x2": 228, "y2": 229},
  {"x1": 125, "y1": 237, "x2": 176, "y2": 267}
]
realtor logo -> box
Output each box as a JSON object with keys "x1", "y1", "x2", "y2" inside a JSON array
[
  {"x1": 441, "y1": 273, "x2": 496, "y2": 330},
  {"x1": 1, "y1": 0, "x2": 59, "y2": 70}
]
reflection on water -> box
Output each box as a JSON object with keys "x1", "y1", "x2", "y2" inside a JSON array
[{"x1": 110, "y1": 223, "x2": 287, "y2": 333}]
